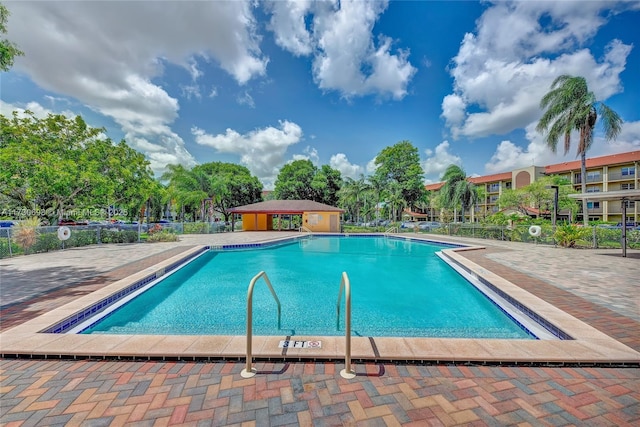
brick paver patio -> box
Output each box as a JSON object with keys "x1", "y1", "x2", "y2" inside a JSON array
[{"x1": 1, "y1": 233, "x2": 639, "y2": 426}]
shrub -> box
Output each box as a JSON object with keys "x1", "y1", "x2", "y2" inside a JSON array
[
  {"x1": 183, "y1": 222, "x2": 208, "y2": 234},
  {"x1": 101, "y1": 230, "x2": 138, "y2": 244},
  {"x1": 65, "y1": 230, "x2": 98, "y2": 248},
  {"x1": 554, "y1": 224, "x2": 587, "y2": 248},
  {"x1": 31, "y1": 232, "x2": 61, "y2": 253},
  {"x1": 146, "y1": 231, "x2": 179, "y2": 242},
  {"x1": 13, "y1": 217, "x2": 41, "y2": 252}
]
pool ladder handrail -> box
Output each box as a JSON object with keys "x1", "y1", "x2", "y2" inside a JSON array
[
  {"x1": 241, "y1": 271, "x2": 281, "y2": 378},
  {"x1": 336, "y1": 272, "x2": 356, "y2": 379},
  {"x1": 385, "y1": 226, "x2": 398, "y2": 234},
  {"x1": 299, "y1": 225, "x2": 313, "y2": 233}
]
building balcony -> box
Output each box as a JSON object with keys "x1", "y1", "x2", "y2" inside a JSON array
[
  {"x1": 574, "y1": 175, "x2": 603, "y2": 184},
  {"x1": 608, "y1": 172, "x2": 636, "y2": 181}
]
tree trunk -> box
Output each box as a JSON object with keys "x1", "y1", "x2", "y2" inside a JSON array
[{"x1": 580, "y1": 150, "x2": 589, "y2": 226}]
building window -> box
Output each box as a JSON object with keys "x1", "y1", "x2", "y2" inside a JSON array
[
  {"x1": 587, "y1": 171, "x2": 601, "y2": 181},
  {"x1": 505, "y1": 182, "x2": 512, "y2": 189},
  {"x1": 586, "y1": 186, "x2": 601, "y2": 193},
  {"x1": 587, "y1": 201, "x2": 600, "y2": 209},
  {"x1": 621, "y1": 167, "x2": 635, "y2": 176},
  {"x1": 621, "y1": 183, "x2": 635, "y2": 190},
  {"x1": 488, "y1": 183, "x2": 500, "y2": 192}
]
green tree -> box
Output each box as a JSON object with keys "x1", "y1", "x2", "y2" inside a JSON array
[
  {"x1": 338, "y1": 175, "x2": 369, "y2": 223},
  {"x1": 311, "y1": 165, "x2": 342, "y2": 207},
  {"x1": 440, "y1": 165, "x2": 477, "y2": 223},
  {"x1": 536, "y1": 75, "x2": 623, "y2": 225},
  {"x1": 373, "y1": 140, "x2": 425, "y2": 218},
  {"x1": 197, "y1": 162, "x2": 262, "y2": 221},
  {"x1": 274, "y1": 160, "x2": 317, "y2": 200},
  {"x1": 386, "y1": 182, "x2": 406, "y2": 222},
  {"x1": 497, "y1": 188, "x2": 530, "y2": 216},
  {"x1": 162, "y1": 164, "x2": 202, "y2": 221},
  {"x1": 274, "y1": 160, "x2": 341, "y2": 205},
  {"x1": 0, "y1": 112, "x2": 155, "y2": 223},
  {"x1": 367, "y1": 174, "x2": 386, "y2": 220},
  {"x1": 163, "y1": 162, "x2": 262, "y2": 222},
  {"x1": 497, "y1": 175, "x2": 578, "y2": 221},
  {"x1": 0, "y1": 3, "x2": 23, "y2": 71}
]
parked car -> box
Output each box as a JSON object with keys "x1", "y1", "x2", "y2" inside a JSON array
[
  {"x1": 418, "y1": 221, "x2": 442, "y2": 231},
  {"x1": 58, "y1": 219, "x2": 88, "y2": 226},
  {"x1": 400, "y1": 221, "x2": 417, "y2": 229},
  {"x1": 0, "y1": 220, "x2": 14, "y2": 228},
  {"x1": 616, "y1": 222, "x2": 638, "y2": 229}
]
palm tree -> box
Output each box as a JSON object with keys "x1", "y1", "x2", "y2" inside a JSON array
[
  {"x1": 387, "y1": 182, "x2": 405, "y2": 221},
  {"x1": 338, "y1": 176, "x2": 369, "y2": 223},
  {"x1": 536, "y1": 75, "x2": 623, "y2": 226},
  {"x1": 440, "y1": 165, "x2": 477, "y2": 223},
  {"x1": 367, "y1": 174, "x2": 386, "y2": 221},
  {"x1": 162, "y1": 164, "x2": 220, "y2": 222}
]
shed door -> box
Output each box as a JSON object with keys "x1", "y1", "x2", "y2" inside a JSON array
[{"x1": 330, "y1": 214, "x2": 338, "y2": 232}]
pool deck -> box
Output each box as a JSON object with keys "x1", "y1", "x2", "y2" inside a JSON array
[{"x1": 1, "y1": 232, "x2": 639, "y2": 425}]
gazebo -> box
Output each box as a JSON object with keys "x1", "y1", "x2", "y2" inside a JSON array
[
  {"x1": 228, "y1": 200, "x2": 344, "y2": 232},
  {"x1": 570, "y1": 189, "x2": 640, "y2": 257}
]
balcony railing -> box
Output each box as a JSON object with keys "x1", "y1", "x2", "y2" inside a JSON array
[
  {"x1": 574, "y1": 175, "x2": 602, "y2": 184},
  {"x1": 608, "y1": 172, "x2": 636, "y2": 181}
]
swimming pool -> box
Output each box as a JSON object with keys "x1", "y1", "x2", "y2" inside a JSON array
[{"x1": 80, "y1": 236, "x2": 537, "y2": 339}]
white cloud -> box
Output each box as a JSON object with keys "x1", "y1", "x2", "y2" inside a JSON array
[
  {"x1": 329, "y1": 153, "x2": 363, "y2": 179},
  {"x1": 192, "y1": 120, "x2": 303, "y2": 186},
  {"x1": 0, "y1": 100, "x2": 74, "y2": 119},
  {"x1": 266, "y1": 0, "x2": 314, "y2": 56},
  {"x1": 443, "y1": 1, "x2": 634, "y2": 140},
  {"x1": 7, "y1": 1, "x2": 269, "y2": 175},
  {"x1": 422, "y1": 141, "x2": 462, "y2": 181},
  {"x1": 236, "y1": 91, "x2": 256, "y2": 108},
  {"x1": 180, "y1": 84, "x2": 201, "y2": 100},
  {"x1": 267, "y1": 0, "x2": 416, "y2": 99},
  {"x1": 365, "y1": 157, "x2": 379, "y2": 174},
  {"x1": 292, "y1": 146, "x2": 320, "y2": 165},
  {"x1": 484, "y1": 120, "x2": 640, "y2": 174},
  {"x1": 440, "y1": 95, "x2": 467, "y2": 136}
]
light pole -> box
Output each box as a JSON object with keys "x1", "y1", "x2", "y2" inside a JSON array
[{"x1": 547, "y1": 185, "x2": 559, "y2": 227}]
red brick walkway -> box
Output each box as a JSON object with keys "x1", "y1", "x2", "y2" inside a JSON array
[
  {"x1": 1, "y1": 359, "x2": 639, "y2": 426},
  {"x1": 1, "y1": 245, "x2": 639, "y2": 426}
]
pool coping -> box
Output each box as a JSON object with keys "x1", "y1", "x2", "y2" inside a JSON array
[{"x1": 1, "y1": 235, "x2": 639, "y2": 366}]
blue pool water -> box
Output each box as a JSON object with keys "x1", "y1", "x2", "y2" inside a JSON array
[{"x1": 82, "y1": 236, "x2": 534, "y2": 339}]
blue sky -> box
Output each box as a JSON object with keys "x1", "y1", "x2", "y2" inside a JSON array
[{"x1": 2, "y1": 1, "x2": 640, "y2": 188}]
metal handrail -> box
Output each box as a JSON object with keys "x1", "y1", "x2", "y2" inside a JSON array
[
  {"x1": 241, "y1": 271, "x2": 281, "y2": 378},
  {"x1": 336, "y1": 272, "x2": 355, "y2": 379},
  {"x1": 385, "y1": 226, "x2": 398, "y2": 234},
  {"x1": 299, "y1": 225, "x2": 313, "y2": 233}
]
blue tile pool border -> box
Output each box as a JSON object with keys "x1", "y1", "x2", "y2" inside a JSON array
[
  {"x1": 439, "y1": 252, "x2": 572, "y2": 341},
  {"x1": 42, "y1": 246, "x2": 210, "y2": 334}
]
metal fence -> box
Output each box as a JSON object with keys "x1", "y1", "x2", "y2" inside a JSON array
[
  {"x1": 0, "y1": 222, "x2": 237, "y2": 258},
  {"x1": 2, "y1": 222, "x2": 638, "y2": 259},
  {"x1": 394, "y1": 223, "x2": 640, "y2": 250}
]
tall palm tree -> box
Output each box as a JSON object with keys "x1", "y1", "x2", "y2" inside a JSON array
[
  {"x1": 367, "y1": 174, "x2": 386, "y2": 221},
  {"x1": 440, "y1": 165, "x2": 477, "y2": 223},
  {"x1": 536, "y1": 75, "x2": 623, "y2": 226},
  {"x1": 338, "y1": 176, "x2": 369, "y2": 223},
  {"x1": 387, "y1": 182, "x2": 405, "y2": 221}
]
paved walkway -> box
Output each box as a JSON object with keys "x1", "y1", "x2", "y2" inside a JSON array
[{"x1": 1, "y1": 232, "x2": 639, "y2": 426}]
